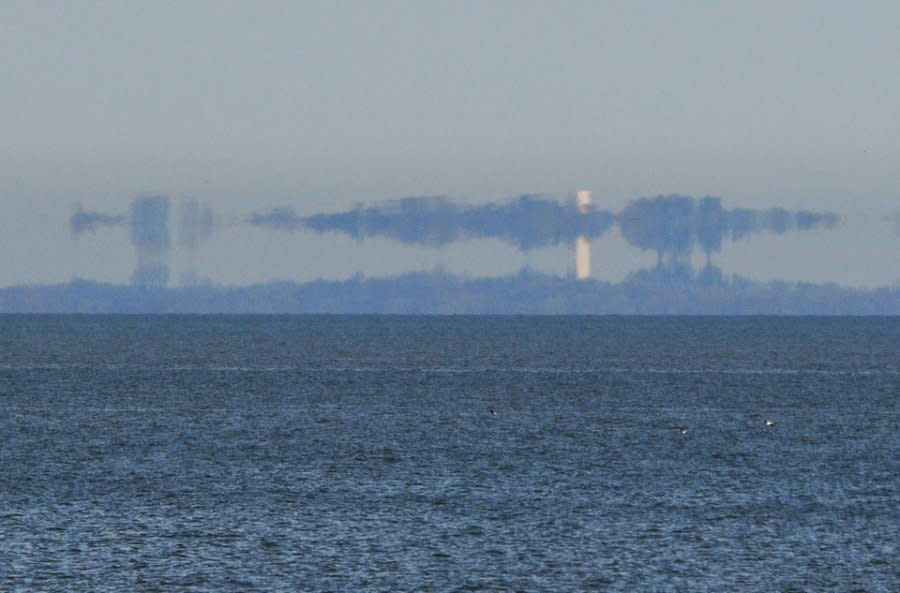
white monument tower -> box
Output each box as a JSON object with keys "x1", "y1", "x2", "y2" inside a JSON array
[{"x1": 575, "y1": 190, "x2": 591, "y2": 280}]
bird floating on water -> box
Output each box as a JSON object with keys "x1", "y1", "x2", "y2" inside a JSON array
[
  {"x1": 490, "y1": 409, "x2": 498, "y2": 416},
  {"x1": 764, "y1": 419, "x2": 775, "y2": 428},
  {"x1": 677, "y1": 426, "x2": 688, "y2": 435}
]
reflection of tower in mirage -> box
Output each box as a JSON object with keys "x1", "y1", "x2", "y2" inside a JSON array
[
  {"x1": 575, "y1": 190, "x2": 591, "y2": 280},
  {"x1": 130, "y1": 196, "x2": 171, "y2": 288}
]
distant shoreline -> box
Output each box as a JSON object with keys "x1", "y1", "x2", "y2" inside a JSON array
[{"x1": 1, "y1": 271, "x2": 897, "y2": 315}]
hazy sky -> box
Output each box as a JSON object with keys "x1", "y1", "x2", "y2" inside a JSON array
[{"x1": 2, "y1": 1, "x2": 898, "y2": 288}]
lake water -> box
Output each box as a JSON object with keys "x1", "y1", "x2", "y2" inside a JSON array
[{"x1": 1, "y1": 315, "x2": 897, "y2": 592}]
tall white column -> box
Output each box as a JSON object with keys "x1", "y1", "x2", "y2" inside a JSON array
[{"x1": 575, "y1": 190, "x2": 591, "y2": 280}]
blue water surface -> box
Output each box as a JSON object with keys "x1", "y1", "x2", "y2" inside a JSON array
[{"x1": 1, "y1": 315, "x2": 898, "y2": 592}]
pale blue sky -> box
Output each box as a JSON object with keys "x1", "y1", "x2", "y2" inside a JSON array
[{"x1": 1, "y1": 1, "x2": 898, "y2": 287}]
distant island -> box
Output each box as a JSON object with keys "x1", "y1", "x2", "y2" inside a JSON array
[
  {"x1": 2, "y1": 269, "x2": 896, "y2": 315},
  {"x1": 23, "y1": 192, "x2": 892, "y2": 314}
]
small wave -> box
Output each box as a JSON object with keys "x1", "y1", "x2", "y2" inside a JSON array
[{"x1": 2, "y1": 363, "x2": 896, "y2": 376}]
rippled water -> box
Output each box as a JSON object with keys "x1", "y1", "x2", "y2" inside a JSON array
[{"x1": 1, "y1": 315, "x2": 898, "y2": 592}]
